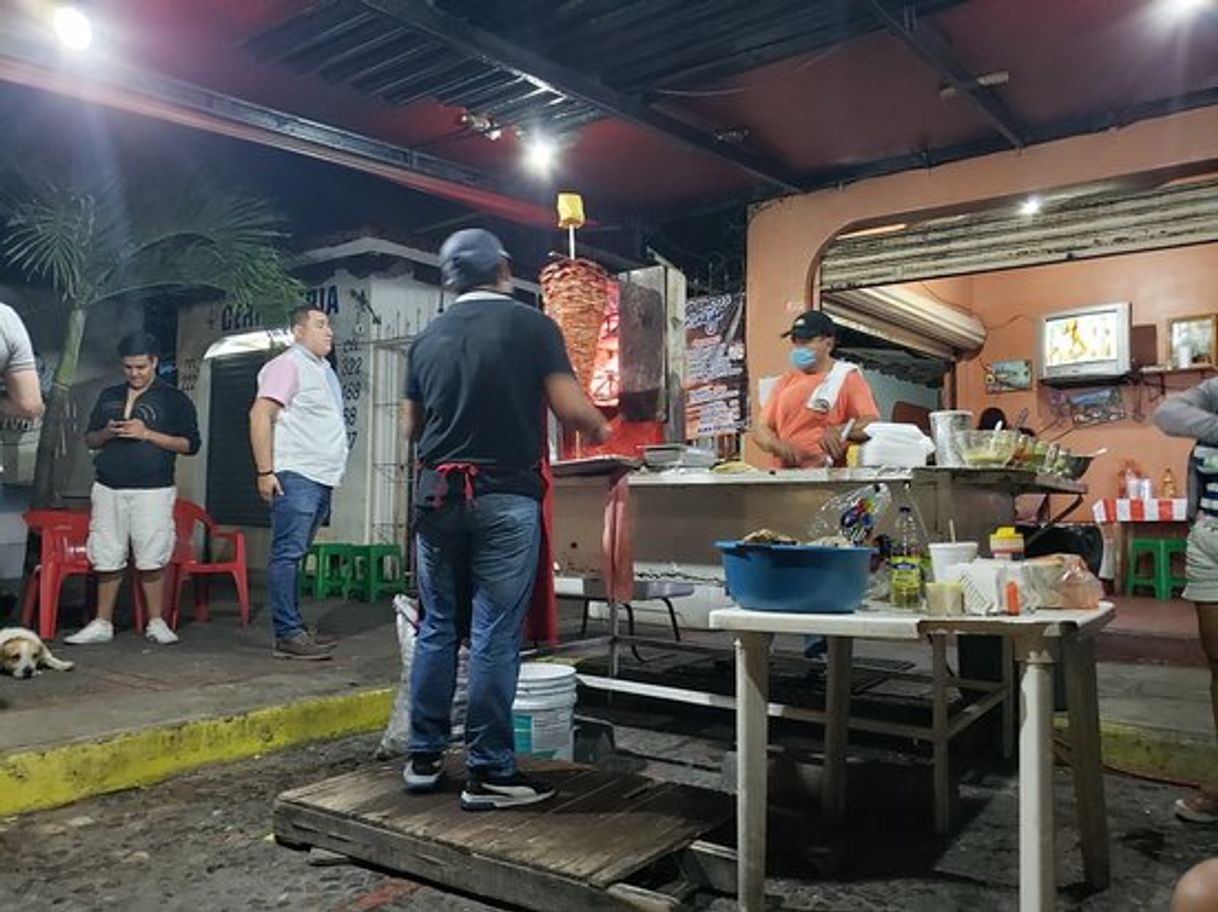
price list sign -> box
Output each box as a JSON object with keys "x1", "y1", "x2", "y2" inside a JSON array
[{"x1": 685, "y1": 293, "x2": 747, "y2": 438}]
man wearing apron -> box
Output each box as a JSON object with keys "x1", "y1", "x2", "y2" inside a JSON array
[{"x1": 401, "y1": 229, "x2": 608, "y2": 810}]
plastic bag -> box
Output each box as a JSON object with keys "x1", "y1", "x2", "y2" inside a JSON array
[
  {"x1": 807, "y1": 483, "x2": 892, "y2": 545},
  {"x1": 1048, "y1": 554, "x2": 1103, "y2": 610},
  {"x1": 375, "y1": 594, "x2": 470, "y2": 760}
]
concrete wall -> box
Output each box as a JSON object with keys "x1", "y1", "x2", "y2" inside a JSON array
[
  {"x1": 862, "y1": 368, "x2": 941, "y2": 421},
  {"x1": 175, "y1": 262, "x2": 443, "y2": 576}
]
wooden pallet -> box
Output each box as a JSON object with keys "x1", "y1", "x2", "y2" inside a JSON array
[{"x1": 273, "y1": 756, "x2": 733, "y2": 912}]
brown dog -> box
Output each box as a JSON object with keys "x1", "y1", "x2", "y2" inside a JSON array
[{"x1": 1, "y1": 627, "x2": 75, "y2": 679}]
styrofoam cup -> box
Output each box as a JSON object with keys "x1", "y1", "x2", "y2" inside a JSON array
[{"x1": 929, "y1": 541, "x2": 979, "y2": 582}]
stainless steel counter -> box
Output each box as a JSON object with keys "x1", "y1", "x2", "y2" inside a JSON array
[
  {"x1": 556, "y1": 465, "x2": 1085, "y2": 493},
  {"x1": 551, "y1": 466, "x2": 1088, "y2": 627}
]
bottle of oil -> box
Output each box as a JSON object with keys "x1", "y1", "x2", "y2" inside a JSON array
[
  {"x1": 1162, "y1": 467, "x2": 1177, "y2": 499},
  {"x1": 890, "y1": 506, "x2": 924, "y2": 609}
]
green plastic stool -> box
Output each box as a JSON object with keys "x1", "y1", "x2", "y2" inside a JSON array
[
  {"x1": 350, "y1": 543, "x2": 407, "y2": 603},
  {"x1": 298, "y1": 545, "x2": 321, "y2": 598},
  {"x1": 311, "y1": 543, "x2": 359, "y2": 599},
  {"x1": 1126, "y1": 537, "x2": 1188, "y2": 600}
]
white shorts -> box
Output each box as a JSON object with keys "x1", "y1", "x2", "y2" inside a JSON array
[
  {"x1": 1186, "y1": 515, "x2": 1218, "y2": 603},
  {"x1": 87, "y1": 483, "x2": 176, "y2": 572}
]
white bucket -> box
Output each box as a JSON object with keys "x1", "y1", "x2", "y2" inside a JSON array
[{"x1": 513, "y1": 663, "x2": 578, "y2": 761}]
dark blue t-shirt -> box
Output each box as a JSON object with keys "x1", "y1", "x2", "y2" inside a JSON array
[
  {"x1": 406, "y1": 293, "x2": 573, "y2": 500},
  {"x1": 87, "y1": 379, "x2": 201, "y2": 489}
]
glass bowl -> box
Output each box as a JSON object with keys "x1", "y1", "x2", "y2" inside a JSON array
[{"x1": 952, "y1": 429, "x2": 1019, "y2": 468}]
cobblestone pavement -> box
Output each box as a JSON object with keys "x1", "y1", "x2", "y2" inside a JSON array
[{"x1": 4, "y1": 727, "x2": 1218, "y2": 911}]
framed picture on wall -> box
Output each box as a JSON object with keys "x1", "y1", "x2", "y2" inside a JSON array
[
  {"x1": 1067, "y1": 387, "x2": 1126, "y2": 427},
  {"x1": 985, "y1": 359, "x2": 1033, "y2": 393},
  {"x1": 1169, "y1": 314, "x2": 1218, "y2": 369}
]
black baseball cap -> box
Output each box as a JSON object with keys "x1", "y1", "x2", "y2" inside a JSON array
[
  {"x1": 439, "y1": 228, "x2": 511, "y2": 292},
  {"x1": 781, "y1": 310, "x2": 836, "y2": 341}
]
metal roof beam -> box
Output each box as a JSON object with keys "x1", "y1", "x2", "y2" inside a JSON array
[
  {"x1": 0, "y1": 32, "x2": 558, "y2": 226},
  {"x1": 865, "y1": 0, "x2": 1025, "y2": 149},
  {"x1": 359, "y1": 0, "x2": 808, "y2": 193}
]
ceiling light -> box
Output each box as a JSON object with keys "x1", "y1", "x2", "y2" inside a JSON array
[
  {"x1": 459, "y1": 111, "x2": 502, "y2": 141},
  {"x1": 522, "y1": 134, "x2": 557, "y2": 175},
  {"x1": 939, "y1": 70, "x2": 1010, "y2": 100},
  {"x1": 53, "y1": 3, "x2": 93, "y2": 51},
  {"x1": 1019, "y1": 195, "x2": 1042, "y2": 216},
  {"x1": 1161, "y1": 0, "x2": 1210, "y2": 18},
  {"x1": 714, "y1": 126, "x2": 750, "y2": 144}
]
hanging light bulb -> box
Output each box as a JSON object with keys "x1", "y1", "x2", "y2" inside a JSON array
[
  {"x1": 53, "y1": 3, "x2": 93, "y2": 51},
  {"x1": 522, "y1": 134, "x2": 558, "y2": 176}
]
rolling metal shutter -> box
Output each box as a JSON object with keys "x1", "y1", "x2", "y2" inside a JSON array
[
  {"x1": 822, "y1": 285, "x2": 986, "y2": 358},
  {"x1": 821, "y1": 176, "x2": 1218, "y2": 291},
  {"x1": 206, "y1": 351, "x2": 271, "y2": 527}
]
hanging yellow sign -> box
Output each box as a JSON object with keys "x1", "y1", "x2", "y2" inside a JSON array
[{"x1": 556, "y1": 192, "x2": 585, "y2": 229}]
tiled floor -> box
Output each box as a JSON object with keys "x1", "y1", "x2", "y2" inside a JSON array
[{"x1": 1100, "y1": 595, "x2": 1206, "y2": 667}]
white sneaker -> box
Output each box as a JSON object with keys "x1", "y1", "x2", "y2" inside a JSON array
[
  {"x1": 144, "y1": 617, "x2": 179, "y2": 645},
  {"x1": 64, "y1": 618, "x2": 114, "y2": 645}
]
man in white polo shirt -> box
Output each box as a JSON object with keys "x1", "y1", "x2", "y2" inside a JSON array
[{"x1": 249, "y1": 305, "x2": 349, "y2": 660}]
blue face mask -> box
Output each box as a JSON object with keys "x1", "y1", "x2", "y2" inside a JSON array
[{"x1": 789, "y1": 347, "x2": 817, "y2": 370}]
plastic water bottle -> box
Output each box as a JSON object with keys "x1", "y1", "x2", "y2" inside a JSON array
[{"x1": 890, "y1": 506, "x2": 924, "y2": 609}]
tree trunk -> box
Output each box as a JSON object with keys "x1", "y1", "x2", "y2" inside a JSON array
[{"x1": 31, "y1": 303, "x2": 88, "y2": 508}]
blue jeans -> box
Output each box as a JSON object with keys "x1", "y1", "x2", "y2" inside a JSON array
[
  {"x1": 268, "y1": 471, "x2": 332, "y2": 640},
  {"x1": 409, "y1": 493, "x2": 541, "y2": 776}
]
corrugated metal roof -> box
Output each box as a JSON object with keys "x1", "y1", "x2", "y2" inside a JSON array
[{"x1": 247, "y1": 0, "x2": 962, "y2": 138}]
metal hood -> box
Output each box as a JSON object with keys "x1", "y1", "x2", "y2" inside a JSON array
[{"x1": 821, "y1": 285, "x2": 986, "y2": 359}]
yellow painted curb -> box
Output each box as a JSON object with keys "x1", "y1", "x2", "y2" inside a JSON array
[
  {"x1": 0, "y1": 687, "x2": 394, "y2": 817},
  {"x1": 1056, "y1": 716, "x2": 1218, "y2": 785}
]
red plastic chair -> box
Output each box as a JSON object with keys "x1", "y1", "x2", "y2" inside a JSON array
[
  {"x1": 20, "y1": 510, "x2": 93, "y2": 641},
  {"x1": 153, "y1": 500, "x2": 250, "y2": 628}
]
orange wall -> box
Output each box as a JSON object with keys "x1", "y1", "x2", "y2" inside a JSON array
[
  {"x1": 928, "y1": 242, "x2": 1218, "y2": 504},
  {"x1": 745, "y1": 105, "x2": 1218, "y2": 465}
]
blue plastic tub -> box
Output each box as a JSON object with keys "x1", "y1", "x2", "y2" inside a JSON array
[{"x1": 715, "y1": 541, "x2": 873, "y2": 614}]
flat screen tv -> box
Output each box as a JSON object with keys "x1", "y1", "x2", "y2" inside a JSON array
[{"x1": 1038, "y1": 301, "x2": 1131, "y2": 384}]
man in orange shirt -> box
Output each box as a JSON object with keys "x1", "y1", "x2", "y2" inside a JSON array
[{"x1": 754, "y1": 310, "x2": 879, "y2": 468}]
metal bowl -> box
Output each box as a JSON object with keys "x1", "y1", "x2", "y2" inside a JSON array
[{"x1": 1058, "y1": 453, "x2": 1094, "y2": 480}]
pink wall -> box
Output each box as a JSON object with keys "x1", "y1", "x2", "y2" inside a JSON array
[
  {"x1": 745, "y1": 105, "x2": 1218, "y2": 464},
  {"x1": 938, "y1": 243, "x2": 1218, "y2": 507}
]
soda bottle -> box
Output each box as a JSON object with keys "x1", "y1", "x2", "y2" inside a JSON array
[{"x1": 890, "y1": 506, "x2": 924, "y2": 609}]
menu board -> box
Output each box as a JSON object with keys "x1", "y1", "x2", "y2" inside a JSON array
[{"x1": 685, "y1": 293, "x2": 747, "y2": 438}]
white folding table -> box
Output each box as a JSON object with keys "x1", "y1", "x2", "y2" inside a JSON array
[{"x1": 709, "y1": 603, "x2": 1115, "y2": 912}]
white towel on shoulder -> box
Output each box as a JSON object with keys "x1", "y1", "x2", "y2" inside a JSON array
[{"x1": 806, "y1": 361, "x2": 858, "y2": 413}]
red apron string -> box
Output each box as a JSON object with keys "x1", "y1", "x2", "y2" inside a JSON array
[{"x1": 429, "y1": 462, "x2": 481, "y2": 508}]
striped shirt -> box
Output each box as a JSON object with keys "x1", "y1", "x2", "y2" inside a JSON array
[
  {"x1": 1194, "y1": 446, "x2": 1218, "y2": 519},
  {"x1": 1154, "y1": 378, "x2": 1218, "y2": 520}
]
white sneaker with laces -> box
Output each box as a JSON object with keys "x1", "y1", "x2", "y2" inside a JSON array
[
  {"x1": 144, "y1": 617, "x2": 179, "y2": 645},
  {"x1": 64, "y1": 618, "x2": 114, "y2": 645}
]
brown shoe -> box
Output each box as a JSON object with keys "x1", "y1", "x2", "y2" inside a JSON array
[
  {"x1": 306, "y1": 628, "x2": 338, "y2": 650},
  {"x1": 273, "y1": 632, "x2": 333, "y2": 661}
]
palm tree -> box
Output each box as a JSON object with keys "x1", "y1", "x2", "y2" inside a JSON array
[{"x1": 1, "y1": 176, "x2": 304, "y2": 506}]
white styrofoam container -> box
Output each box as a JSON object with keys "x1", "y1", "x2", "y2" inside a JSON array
[{"x1": 860, "y1": 436, "x2": 935, "y2": 467}]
